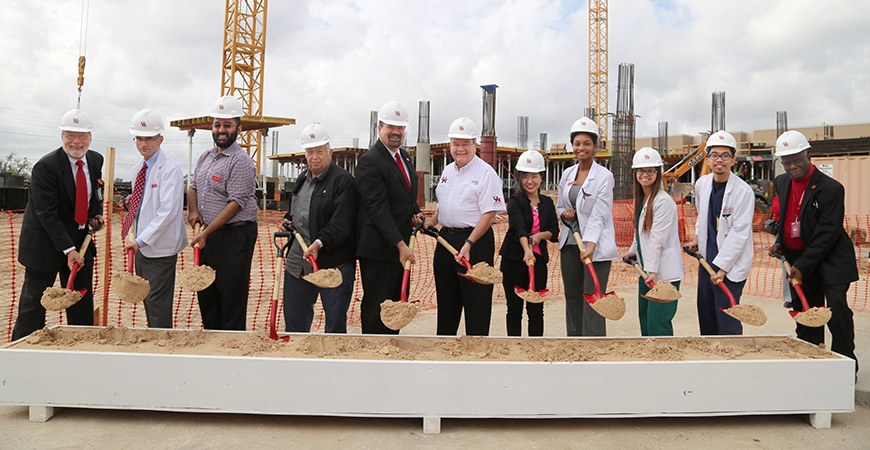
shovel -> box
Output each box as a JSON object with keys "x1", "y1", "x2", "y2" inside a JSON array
[
  {"x1": 40, "y1": 231, "x2": 92, "y2": 311},
  {"x1": 623, "y1": 255, "x2": 680, "y2": 303},
  {"x1": 683, "y1": 246, "x2": 767, "y2": 326},
  {"x1": 268, "y1": 232, "x2": 291, "y2": 341},
  {"x1": 419, "y1": 226, "x2": 503, "y2": 284},
  {"x1": 380, "y1": 223, "x2": 423, "y2": 330},
  {"x1": 559, "y1": 216, "x2": 624, "y2": 320},
  {"x1": 293, "y1": 233, "x2": 342, "y2": 288},
  {"x1": 514, "y1": 239, "x2": 549, "y2": 304},
  {"x1": 178, "y1": 223, "x2": 216, "y2": 291},
  {"x1": 113, "y1": 247, "x2": 150, "y2": 304},
  {"x1": 773, "y1": 253, "x2": 831, "y2": 327}
]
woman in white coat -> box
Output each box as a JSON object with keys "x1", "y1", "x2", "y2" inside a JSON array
[
  {"x1": 557, "y1": 117, "x2": 619, "y2": 336},
  {"x1": 623, "y1": 148, "x2": 683, "y2": 336}
]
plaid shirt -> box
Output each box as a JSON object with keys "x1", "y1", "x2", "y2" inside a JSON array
[{"x1": 190, "y1": 142, "x2": 258, "y2": 225}]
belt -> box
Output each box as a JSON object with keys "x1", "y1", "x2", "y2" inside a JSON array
[
  {"x1": 443, "y1": 227, "x2": 474, "y2": 234},
  {"x1": 218, "y1": 220, "x2": 256, "y2": 230}
]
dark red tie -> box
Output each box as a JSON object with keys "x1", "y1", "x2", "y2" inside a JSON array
[
  {"x1": 75, "y1": 160, "x2": 87, "y2": 226},
  {"x1": 395, "y1": 153, "x2": 410, "y2": 189},
  {"x1": 121, "y1": 162, "x2": 147, "y2": 239}
]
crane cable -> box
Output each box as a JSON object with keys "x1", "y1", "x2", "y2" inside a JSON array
[{"x1": 76, "y1": 0, "x2": 90, "y2": 109}]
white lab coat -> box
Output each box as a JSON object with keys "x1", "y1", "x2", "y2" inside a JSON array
[
  {"x1": 133, "y1": 150, "x2": 188, "y2": 258},
  {"x1": 556, "y1": 162, "x2": 619, "y2": 262},
  {"x1": 628, "y1": 192, "x2": 684, "y2": 283},
  {"x1": 693, "y1": 172, "x2": 754, "y2": 282}
]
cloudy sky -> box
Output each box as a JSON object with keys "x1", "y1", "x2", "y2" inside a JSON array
[{"x1": 2, "y1": 0, "x2": 869, "y2": 180}]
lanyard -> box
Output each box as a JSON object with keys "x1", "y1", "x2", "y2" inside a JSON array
[{"x1": 790, "y1": 182, "x2": 806, "y2": 220}]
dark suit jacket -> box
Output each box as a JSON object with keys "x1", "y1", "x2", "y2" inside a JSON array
[
  {"x1": 355, "y1": 139, "x2": 421, "y2": 263},
  {"x1": 773, "y1": 167, "x2": 858, "y2": 284},
  {"x1": 284, "y1": 162, "x2": 358, "y2": 269},
  {"x1": 18, "y1": 148, "x2": 103, "y2": 272},
  {"x1": 499, "y1": 192, "x2": 559, "y2": 263}
]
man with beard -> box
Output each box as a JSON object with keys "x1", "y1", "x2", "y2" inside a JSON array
[
  {"x1": 685, "y1": 130, "x2": 754, "y2": 335},
  {"x1": 12, "y1": 108, "x2": 105, "y2": 340},
  {"x1": 768, "y1": 130, "x2": 858, "y2": 370},
  {"x1": 355, "y1": 101, "x2": 424, "y2": 334},
  {"x1": 187, "y1": 96, "x2": 258, "y2": 330}
]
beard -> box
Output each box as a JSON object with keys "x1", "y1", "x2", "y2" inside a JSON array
[{"x1": 213, "y1": 129, "x2": 239, "y2": 149}]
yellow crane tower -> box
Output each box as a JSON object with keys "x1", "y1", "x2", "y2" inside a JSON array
[
  {"x1": 589, "y1": 0, "x2": 608, "y2": 150},
  {"x1": 172, "y1": 0, "x2": 294, "y2": 174}
]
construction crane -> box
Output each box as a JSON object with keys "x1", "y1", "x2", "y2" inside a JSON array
[
  {"x1": 171, "y1": 0, "x2": 294, "y2": 174},
  {"x1": 589, "y1": 0, "x2": 608, "y2": 149}
]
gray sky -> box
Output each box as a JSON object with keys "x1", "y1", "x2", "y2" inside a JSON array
[{"x1": 2, "y1": 0, "x2": 869, "y2": 180}]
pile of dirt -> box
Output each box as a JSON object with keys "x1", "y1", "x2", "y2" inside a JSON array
[
  {"x1": 113, "y1": 272, "x2": 150, "y2": 303},
  {"x1": 304, "y1": 268, "x2": 342, "y2": 288},
  {"x1": 723, "y1": 304, "x2": 768, "y2": 327},
  {"x1": 646, "y1": 281, "x2": 681, "y2": 302},
  {"x1": 793, "y1": 307, "x2": 833, "y2": 327},
  {"x1": 464, "y1": 262, "x2": 503, "y2": 284},
  {"x1": 40, "y1": 287, "x2": 82, "y2": 311},
  {"x1": 590, "y1": 293, "x2": 626, "y2": 320},
  {"x1": 178, "y1": 265, "x2": 215, "y2": 291},
  {"x1": 380, "y1": 300, "x2": 418, "y2": 330},
  {"x1": 517, "y1": 290, "x2": 547, "y2": 304}
]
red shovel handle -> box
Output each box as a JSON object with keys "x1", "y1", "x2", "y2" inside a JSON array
[
  {"x1": 306, "y1": 254, "x2": 320, "y2": 272},
  {"x1": 193, "y1": 246, "x2": 201, "y2": 266},
  {"x1": 66, "y1": 263, "x2": 81, "y2": 290},
  {"x1": 526, "y1": 258, "x2": 536, "y2": 291},
  {"x1": 685, "y1": 246, "x2": 737, "y2": 308},
  {"x1": 782, "y1": 260, "x2": 811, "y2": 312},
  {"x1": 127, "y1": 247, "x2": 135, "y2": 273}
]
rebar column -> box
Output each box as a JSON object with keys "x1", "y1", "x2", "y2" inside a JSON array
[
  {"x1": 611, "y1": 63, "x2": 635, "y2": 201},
  {"x1": 480, "y1": 84, "x2": 499, "y2": 168},
  {"x1": 417, "y1": 101, "x2": 431, "y2": 204}
]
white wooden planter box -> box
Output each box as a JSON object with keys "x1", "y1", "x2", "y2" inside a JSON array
[{"x1": 0, "y1": 327, "x2": 855, "y2": 433}]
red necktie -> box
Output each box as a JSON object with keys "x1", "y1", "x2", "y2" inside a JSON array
[
  {"x1": 75, "y1": 160, "x2": 87, "y2": 226},
  {"x1": 395, "y1": 153, "x2": 410, "y2": 189},
  {"x1": 121, "y1": 162, "x2": 147, "y2": 239}
]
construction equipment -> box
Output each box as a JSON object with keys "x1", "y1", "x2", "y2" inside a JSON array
[
  {"x1": 588, "y1": 0, "x2": 608, "y2": 149},
  {"x1": 269, "y1": 232, "x2": 291, "y2": 341}
]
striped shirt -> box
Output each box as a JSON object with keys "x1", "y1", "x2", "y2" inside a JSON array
[{"x1": 190, "y1": 142, "x2": 258, "y2": 225}]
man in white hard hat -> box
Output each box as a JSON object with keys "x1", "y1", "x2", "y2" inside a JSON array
[
  {"x1": 768, "y1": 130, "x2": 858, "y2": 369},
  {"x1": 11, "y1": 109, "x2": 105, "y2": 340},
  {"x1": 187, "y1": 96, "x2": 258, "y2": 331},
  {"x1": 355, "y1": 101, "x2": 424, "y2": 334},
  {"x1": 278, "y1": 123, "x2": 358, "y2": 333},
  {"x1": 686, "y1": 130, "x2": 754, "y2": 335},
  {"x1": 123, "y1": 109, "x2": 187, "y2": 328},
  {"x1": 424, "y1": 117, "x2": 506, "y2": 336}
]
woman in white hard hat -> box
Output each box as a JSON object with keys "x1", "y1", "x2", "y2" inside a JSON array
[
  {"x1": 498, "y1": 150, "x2": 559, "y2": 336},
  {"x1": 622, "y1": 147, "x2": 683, "y2": 336},
  {"x1": 557, "y1": 117, "x2": 619, "y2": 336}
]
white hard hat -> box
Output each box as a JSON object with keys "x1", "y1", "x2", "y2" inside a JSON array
[
  {"x1": 569, "y1": 116, "x2": 599, "y2": 139},
  {"x1": 775, "y1": 130, "x2": 811, "y2": 157},
  {"x1": 516, "y1": 150, "x2": 545, "y2": 172},
  {"x1": 301, "y1": 123, "x2": 330, "y2": 149},
  {"x1": 129, "y1": 109, "x2": 165, "y2": 137},
  {"x1": 59, "y1": 109, "x2": 94, "y2": 132},
  {"x1": 632, "y1": 147, "x2": 663, "y2": 169},
  {"x1": 705, "y1": 130, "x2": 737, "y2": 152},
  {"x1": 378, "y1": 101, "x2": 410, "y2": 126},
  {"x1": 211, "y1": 95, "x2": 244, "y2": 119},
  {"x1": 447, "y1": 117, "x2": 478, "y2": 140}
]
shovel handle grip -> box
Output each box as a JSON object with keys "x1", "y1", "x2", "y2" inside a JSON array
[
  {"x1": 572, "y1": 232, "x2": 593, "y2": 265},
  {"x1": 66, "y1": 263, "x2": 80, "y2": 290},
  {"x1": 527, "y1": 259, "x2": 536, "y2": 291},
  {"x1": 632, "y1": 263, "x2": 650, "y2": 280},
  {"x1": 781, "y1": 260, "x2": 811, "y2": 312},
  {"x1": 193, "y1": 223, "x2": 202, "y2": 249},
  {"x1": 193, "y1": 246, "x2": 201, "y2": 266},
  {"x1": 294, "y1": 233, "x2": 321, "y2": 271},
  {"x1": 435, "y1": 235, "x2": 473, "y2": 271}
]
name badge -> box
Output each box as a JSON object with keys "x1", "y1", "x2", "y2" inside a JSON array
[
  {"x1": 151, "y1": 184, "x2": 157, "y2": 188},
  {"x1": 212, "y1": 175, "x2": 222, "y2": 181},
  {"x1": 790, "y1": 221, "x2": 800, "y2": 238}
]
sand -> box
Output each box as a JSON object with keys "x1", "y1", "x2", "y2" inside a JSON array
[
  {"x1": 464, "y1": 262, "x2": 503, "y2": 284},
  {"x1": 379, "y1": 300, "x2": 418, "y2": 330},
  {"x1": 794, "y1": 307, "x2": 834, "y2": 328},
  {"x1": 13, "y1": 326, "x2": 839, "y2": 363},
  {"x1": 590, "y1": 293, "x2": 626, "y2": 320},
  {"x1": 39, "y1": 287, "x2": 82, "y2": 311},
  {"x1": 646, "y1": 281, "x2": 681, "y2": 302},
  {"x1": 112, "y1": 272, "x2": 150, "y2": 303},
  {"x1": 304, "y1": 268, "x2": 342, "y2": 288},
  {"x1": 723, "y1": 304, "x2": 768, "y2": 327},
  {"x1": 516, "y1": 289, "x2": 547, "y2": 304},
  {"x1": 177, "y1": 265, "x2": 216, "y2": 291}
]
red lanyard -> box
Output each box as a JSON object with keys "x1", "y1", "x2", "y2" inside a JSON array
[{"x1": 790, "y1": 182, "x2": 805, "y2": 220}]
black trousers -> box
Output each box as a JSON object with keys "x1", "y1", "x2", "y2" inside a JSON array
[
  {"x1": 434, "y1": 228, "x2": 495, "y2": 336},
  {"x1": 197, "y1": 222, "x2": 257, "y2": 331},
  {"x1": 783, "y1": 248, "x2": 857, "y2": 367},
  {"x1": 358, "y1": 257, "x2": 405, "y2": 334},
  {"x1": 12, "y1": 256, "x2": 95, "y2": 341},
  {"x1": 501, "y1": 256, "x2": 546, "y2": 336}
]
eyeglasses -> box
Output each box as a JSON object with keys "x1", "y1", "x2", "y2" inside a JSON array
[
  {"x1": 213, "y1": 122, "x2": 237, "y2": 130},
  {"x1": 62, "y1": 133, "x2": 91, "y2": 142},
  {"x1": 707, "y1": 152, "x2": 732, "y2": 161},
  {"x1": 133, "y1": 136, "x2": 160, "y2": 143},
  {"x1": 635, "y1": 168, "x2": 657, "y2": 175}
]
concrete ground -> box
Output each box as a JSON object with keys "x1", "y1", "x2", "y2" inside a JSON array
[{"x1": 2, "y1": 284, "x2": 869, "y2": 450}]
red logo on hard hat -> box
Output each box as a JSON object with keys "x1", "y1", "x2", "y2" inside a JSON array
[
  {"x1": 141, "y1": 122, "x2": 147, "y2": 128},
  {"x1": 219, "y1": 105, "x2": 225, "y2": 110},
  {"x1": 644, "y1": 155, "x2": 649, "y2": 159},
  {"x1": 73, "y1": 118, "x2": 79, "y2": 124},
  {"x1": 526, "y1": 158, "x2": 531, "y2": 163},
  {"x1": 783, "y1": 142, "x2": 789, "y2": 147},
  {"x1": 719, "y1": 135, "x2": 725, "y2": 140},
  {"x1": 581, "y1": 121, "x2": 586, "y2": 125},
  {"x1": 309, "y1": 133, "x2": 316, "y2": 139},
  {"x1": 459, "y1": 126, "x2": 464, "y2": 131},
  {"x1": 395, "y1": 111, "x2": 401, "y2": 116}
]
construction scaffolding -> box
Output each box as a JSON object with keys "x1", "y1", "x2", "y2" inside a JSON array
[{"x1": 611, "y1": 63, "x2": 635, "y2": 201}]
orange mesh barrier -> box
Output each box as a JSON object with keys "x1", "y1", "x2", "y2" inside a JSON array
[{"x1": 2, "y1": 206, "x2": 868, "y2": 342}]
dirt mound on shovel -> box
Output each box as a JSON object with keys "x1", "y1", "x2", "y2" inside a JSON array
[
  {"x1": 40, "y1": 287, "x2": 82, "y2": 311},
  {"x1": 723, "y1": 304, "x2": 767, "y2": 327},
  {"x1": 380, "y1": 300, "x2": 418, "y2": 330},
  {"x1": 178, "y1": 265, "x2": 215, "y2": 291},
  {"x1": 590, "y1": 293, "x2": 626, "y2": 320},
  {"x1": 793, "y1": 307, "x2": 832, "y2": 328},
  {"x1": 517, "y1": 290, "x2": 547, "y2": 304},
  {"x1": 646, "y1": 281, "x2": 681, "y2": 302},
  {"x1": 305, "y1": 268, "x2": 342, "y2": 288},
  {"x1": 465, "y1": 262, "x2": 503, "y2": 284},
  {"x1": 113, "y1": 272, "x2": 150, "y2": 303}
]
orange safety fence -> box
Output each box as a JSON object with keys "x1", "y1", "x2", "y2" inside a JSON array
[{"x1": 2, "y1": 204, "x2": 868, "y2": 342}]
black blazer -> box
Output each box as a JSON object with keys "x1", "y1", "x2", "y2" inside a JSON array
[
  {"x1": 284, "y1": 162, "x2": 358, "y2": 269},
  {"x1": 499, "y1": 192, "x2": 559, "y2": 263},
  {"x1": 18, "y1": 148, "x2": 103, "y2": 272},
  {"x1": 355, "y1": 139, "x2": 421, "y2": 263},
  {"x1": 773, "y1": 167, "x2": 858, "y2": 284}
]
